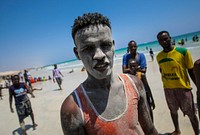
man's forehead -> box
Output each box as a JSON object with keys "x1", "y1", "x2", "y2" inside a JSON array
[
  {"x1": 129, "y1": 42, "x2": 137, "y2": 46},
  {"x1": 159, "y1": 32, "x2": 169, "y2": 38},
  {"x1": 74, "y1": 24, "x2": 112, "y2": 44},
  {"x1": 13, "y1": 76, "x2": 19, "y2": 79},
  {"x1": 75, "y1": 24, "x2": 110, "y2": 36}
]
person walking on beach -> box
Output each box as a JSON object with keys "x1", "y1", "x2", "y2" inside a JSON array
[
  {"x1": 156, "y1": 30, "x2": 199, "y2": 135},
  {"x1": 149, "y1": 48, "x2": 154, "y2": 61},
  {"x1": 194, "y1": 59, "x2": 200, "y2": 120},
  {"x1": 24, "y1": 70, "x2": 32, "y2": 90},
  {"x1": 122, "y1": 40, "x2": 155, "y2": 122},
  {"x1": 9, "y1": 75, "x2": 37, "y2": 135},
  {"x1": 52, "y1": 64, "x2": 64, "y2": 90},
  {"x1": 0, "y1": 84, "x2": 4, "y2": 100},
  {"x1": 60, "y1": 12, "x2": 158, "y2": 135}
]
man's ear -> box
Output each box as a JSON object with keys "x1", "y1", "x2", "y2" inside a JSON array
[
  {"x1": 113, "y1": 40, "x2": 115, "y2": 46},
  {"x1": 73, "y1": 47, "x2": 80, "y2": 60}
]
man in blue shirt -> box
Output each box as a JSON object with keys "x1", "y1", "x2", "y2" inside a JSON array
[
  {"x1": 122, "y1": 40, "x2": 147, "y2": 74},
  {"x1": 122, "y1": 40, "x2": 155, "y2": 122}
]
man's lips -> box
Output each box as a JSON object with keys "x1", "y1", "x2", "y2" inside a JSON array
[{"x1": 94, "y1": 63, "x2": 109, "y2": 72}]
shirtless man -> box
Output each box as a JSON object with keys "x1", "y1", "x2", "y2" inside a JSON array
[
  {"x1": 60, "y1": 12, "x2": 158, "y2": 135},
  {"x1": 194, "y1": 59, "x2": 200, "y2": 119}
]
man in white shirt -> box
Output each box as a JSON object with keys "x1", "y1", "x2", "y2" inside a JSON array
[{"x1": 52, "y1": 64, "x2": 64, "y2": 90}]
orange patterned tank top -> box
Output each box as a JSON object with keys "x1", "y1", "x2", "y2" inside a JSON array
[{"x1": 74, "y1": 74, "x2": 144, "y2": 135}]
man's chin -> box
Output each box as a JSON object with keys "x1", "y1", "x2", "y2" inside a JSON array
[{"x1": 93, "y1": 70, "x2": 112, "y2": 79}]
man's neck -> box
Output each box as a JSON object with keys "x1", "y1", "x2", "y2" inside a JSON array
[
  {"x1": 163, "y1": 45, "x2": 174, "y2": 52},
  {"x1": 84, "y1": 73, "x2": 115, "y2": 90},
  {"x1": 13, "y1": 84, "x2": 20, "y2": 88},
  {"x1": 130, "y1": 52, "x2": 137, "y2": 59}
]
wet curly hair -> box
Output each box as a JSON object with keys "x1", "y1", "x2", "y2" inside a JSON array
[{"x1": 72, "y1": 12, "x2": 111, "y2": 40}]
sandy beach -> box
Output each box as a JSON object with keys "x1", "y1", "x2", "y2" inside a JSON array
[{"x1": 0, "y1": 45, "x2": 200, "y2": 135}]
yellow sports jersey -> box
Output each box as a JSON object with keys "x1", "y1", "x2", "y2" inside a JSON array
[{"x1": 156, "y1": 46, "x2": 193, "y2": 89}]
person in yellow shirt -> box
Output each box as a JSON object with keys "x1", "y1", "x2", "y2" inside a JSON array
[{"x1": 156, "y1": 30, "x2": 198, "y2": 135}]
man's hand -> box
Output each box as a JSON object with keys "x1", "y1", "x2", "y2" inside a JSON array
[
  {"x1": 151, "y1": 101, "x2": 156, "y2": 110},
  {"x1": 10, "y1": 107, "x2": 14, "y2": 113},
  {"x1": 31, "y1": 94, "x2": 35, "y2": 98}
]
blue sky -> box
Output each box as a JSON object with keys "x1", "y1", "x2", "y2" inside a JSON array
[{"x1": 0, "y1": 0, "x2": 200, "y2": 72}]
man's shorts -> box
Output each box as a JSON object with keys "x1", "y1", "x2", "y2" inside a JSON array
[
  {"x1": 164, "y1": 88, "x2": 195, "y2": 116},
  {"x1": 16, "y1": 100, "x2": 33, "y2": 122},
  {"x1": 56, "y1": 77, "x2": 62, "y2": 85}
]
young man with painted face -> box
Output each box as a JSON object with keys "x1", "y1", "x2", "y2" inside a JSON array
[
  {"x1": 60, "y1": 12, "x2": 158, "y2": 135},
  {"x1": 156, "y1": 31, "x2": 198, "y2": 135},
  {"x1": 9, "y1": 75, "x2": 37, "y2": 135}
]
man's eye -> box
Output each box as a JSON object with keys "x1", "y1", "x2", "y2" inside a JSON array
[
  {"x1": 101, "y1": 43, "x2": 112, "y2": 50},
  {"x1": 82, "y1": 46, "x2": 94, "y2": 52}
]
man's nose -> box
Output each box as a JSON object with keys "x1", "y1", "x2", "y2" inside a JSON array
[{"x1": 93, "y1": 47, "x2": 106, "y2": 60}]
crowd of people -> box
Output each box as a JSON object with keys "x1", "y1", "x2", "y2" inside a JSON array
[
  {"x1": 0, "y1": 66, "x2": 64, "y2": 135},
  {"x1": 60, "y1": 12, "x2": 200, "y2": 135},
  {"x1": 1, "y1": 12, "x2": 200, "y2": 135}
]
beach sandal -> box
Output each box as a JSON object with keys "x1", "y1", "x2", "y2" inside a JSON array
[{"x1": 169, "y1": 131, "x2": 181, "y2": 135}]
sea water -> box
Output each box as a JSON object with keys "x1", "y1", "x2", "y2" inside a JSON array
[{"x1": 42, "y1": 31, "x2": 200, "y2": 72}]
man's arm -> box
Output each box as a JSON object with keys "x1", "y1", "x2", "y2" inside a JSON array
[
  {"x1": 122, "y1": 54, "x2": 131, "y2": 73},
  {"x1": 9, "y1": 87, "x2": 14, "y2": 113},
  {"x1": 129, "y1": 75, "x2": 158, "y2": 135},
  {"x1": 185, "y1": 50, "x2": 196, "y2": 84},
  {"x1": 194, "y1": 59, "x2": 200, "y2": 91},
  {"x1": 122, "y1": 65, "x2": 131, "y2": 73},
  {"x1": 141, "y1": 75, "x2": 155, "y2": 110},
  {"x1": 59, "y1": 70, "x2": 64, "y2": 77},
  {"x1": 52, "y1": 70, "x2": 56, "y2": 83},
  {"x1": 137, "y1": 53, "x2": 147, "y2": 74},
  {"x1": 188, "y1": 68, "x2": 196, "y2": 85},
  {"x1": 60, "y1": 94, "x2": 85, "y2": 135},
  {"x1": 194, "y1": 59, "x2": 200, "y2": 119},
  {"x1": 137, "y1": 67, "x2": 146, "y2": 74},
  {"x1": 24, "y1": 83, "x2": 35, "y2": 98}
]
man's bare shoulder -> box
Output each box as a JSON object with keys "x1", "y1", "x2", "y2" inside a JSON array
[
  {"x1": 61, "y1": 93, "x2": 78, "y2": 114},
  {"x1": 60, "y1": 93, "x2": 85, "y2": 135},
  {"x1": 194, "y1": 59, "x2": 200, "y2": 65}
]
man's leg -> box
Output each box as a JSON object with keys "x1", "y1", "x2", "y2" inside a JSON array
[
  {"x1": 19, "y1": 119, "x2": 27, "y2": 135},
  {"x1": 164, "y1": 89, "x2": 181, "y2": 135},
  {"x1": 28, "y1": 80, "x2": 33, "y2": 90},
  {"x1": 0, "y1": 89, "x2": 2, "y2": 99},
  {"x1": 183, "y1": 90, "x2": 199, "y2": 135},
  {"x1": 56, "y1": 78, "x2": 62, "y2": 90},
  {"x1": 30, "y1": 112, "x2": 38, "y2": 129},
  {"x1": 187, "y1": 113, "x2": 199, "y2": 135},
  {"x1": 170, "y1": 112, "x2": 181, "y2": 135},
  {"x1": 26, "y1": 100, "x2": 37, "y2": 129}
]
